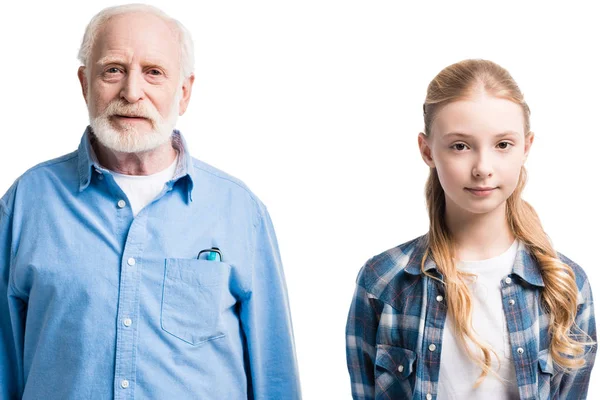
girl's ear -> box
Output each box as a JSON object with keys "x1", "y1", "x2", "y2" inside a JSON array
[
  {"x1": 523, "y1": 131, "x2": 535, "y2": 163},
  {"x1": 418, "y1": 132, "x2": 436, "y2": 168}
]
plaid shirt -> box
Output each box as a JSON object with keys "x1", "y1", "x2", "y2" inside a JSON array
[{"x1": 346, "y1": 234, "x2": 596, "y2": 400}]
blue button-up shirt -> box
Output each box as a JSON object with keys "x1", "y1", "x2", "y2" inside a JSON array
[
  {"x1": 0, "y1": 128, "x2": 301, "y2": 399},
  {"x1": 346, "y1": 235, "x2": 596, "y2": 400}
]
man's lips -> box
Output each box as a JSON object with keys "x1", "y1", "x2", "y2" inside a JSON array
[{"x1": 114, "y1": 115, "x2": 147, "y2": 119}]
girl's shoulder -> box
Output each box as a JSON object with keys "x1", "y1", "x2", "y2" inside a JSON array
[
  {"x1": 557, "y1": 252, "x2": 593, "y2": 302},
  {"x1": 356, "y1": 234, "x2": 428, "y2": 300}
]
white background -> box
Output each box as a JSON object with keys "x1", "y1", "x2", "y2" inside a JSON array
[{"x1": 1, "y1": 1, "x2": 599, "y2": 398}]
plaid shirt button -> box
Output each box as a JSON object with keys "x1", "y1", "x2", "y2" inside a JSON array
[
  {"x1": 436, "y1": 295, "x2": 443, "y2": 302},
  {"x1": 426, "y1": 394, "x2": 433, "y2": 400},
  {"x1": 517, "y1": 347, "x2": 524, "y2": 354},
  {"x1": 397, "y1": 365, "x2": 404, "y2": 373},
  {"x1": 428, "y1": 344, "x2": 436, "y2": 352}
]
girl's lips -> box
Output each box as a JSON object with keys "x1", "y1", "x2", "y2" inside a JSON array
[{"x1": 465, "y1": 187, "x2": 497, "y2": 197}]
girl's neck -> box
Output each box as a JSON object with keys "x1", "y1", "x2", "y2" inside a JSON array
[{"x1": 444, "y1": 199, "x2": 515, "y2": 261}]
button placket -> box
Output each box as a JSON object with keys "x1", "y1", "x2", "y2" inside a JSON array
[{"x1": 113, "y1": 216, "x2": 147, "y2": 399}]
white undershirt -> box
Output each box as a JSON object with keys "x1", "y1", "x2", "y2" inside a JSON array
[
  {"x1": 437, "y1": 239, "x2": 520, "y2": 400},
  {"x1": 111, "y1": 156, "x2": 178, "y2": 217}
]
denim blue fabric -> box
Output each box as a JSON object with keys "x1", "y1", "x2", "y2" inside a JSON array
[
  {"x1": 0, "y1": 127, "x2": 301, "y2": 399},
  {"x1": 346, "y1": 235, "x2": 596, "y2": 400}
]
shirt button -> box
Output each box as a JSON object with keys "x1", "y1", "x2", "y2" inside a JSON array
[
  {"x1": 127, "y1": 257, "x2": 136, "y2": 266},
  {"x1": 120, "y1": 379, "x2": 129, "y2": 389},
  {"x1": 505, "y1": 277, "x2": 512, "y2": 284},
  {"x1": 508, "y1": 299, "x2": 515, "y2": 306},
  {"x1": 436, "y1": 295, "x2": 443, "y2": 302},
  {"x1": 517, "y1": 347, "x2": 524, "y2": 354},
  {"x1": 429, "y1": 344, "x2": 436, "y2": 352},
  {"x1": 123, "y1": 318, "x2": 132, "y2": 327},
  {"x1": 397, "y1": 365, "x2": 404, "y2": 373},
  {"x1": 117, "y1": 199, "x2": 126, "y2": 208},
  {"x1": 426, "y1": 394, "x2": 433, "y2": 400}
]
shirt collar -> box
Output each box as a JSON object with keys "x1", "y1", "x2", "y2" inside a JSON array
[
  {"x1": 77, "y1": 126, "x2": 195, "y2": 202},
  {"x1": 403, "y1": 234, "x2": 545, "y2": 287}
]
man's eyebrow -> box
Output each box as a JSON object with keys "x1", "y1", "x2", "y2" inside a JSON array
[
  {"x1": 96, "y1": 56, "x2": 168, "y2": 68},
  {"x1": 443, "y1": 131, "x2": 520, "y2": 139},
  {"x1": 96, "y1": 56, "x2": 126, "y2": 66}
]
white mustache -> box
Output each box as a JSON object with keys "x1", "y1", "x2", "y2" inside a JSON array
[{"x1": 101, "y1": 101, "x2": 162, "y2": 124}]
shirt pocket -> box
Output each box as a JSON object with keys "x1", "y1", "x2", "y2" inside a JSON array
[
  {"x1": 537, "y1": 348, "x2": 558, "y2": 399},
  {"x1": 375, "y1": 344, "x2": 417, "y2": 399},
  {"x1": 161, "y1": 258, "x2": 230, "y2": 346}
]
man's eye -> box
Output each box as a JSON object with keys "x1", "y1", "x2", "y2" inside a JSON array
[
  {"x1": 149, "y1": 69, "x2": 162, "y2": 76},
  {"x1": 451, "y1": 143, "x2": 468, "y2": 151},
  {"x1": 107, "y1": 67, "x2": 121, "y2": 74}
]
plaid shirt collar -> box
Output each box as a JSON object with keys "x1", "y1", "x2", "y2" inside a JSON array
[{"x1": 403, "y1": 234, "x2": 545, "y2": 287}]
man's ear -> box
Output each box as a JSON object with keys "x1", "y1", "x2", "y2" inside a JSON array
[
  {"x1": 78, "y1": 66, "x2": 89, "y2": 104},
  {"x1": 418, "y1": 132, "x2": 436, "y2": 168},
  {"x1": 178, "y1": 73, "x2": 195, "y2": 115}
]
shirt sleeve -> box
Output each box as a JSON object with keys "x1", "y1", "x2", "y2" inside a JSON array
[
  {"x1": 560, "y1": 277, "x2": 597, "y2": 399},
  {"x1": 346, "y1": 274, "x2": 382, "y2": 400},
  {"x1": 238, "y1": 204, "x2": 301, "y2": 400},
  {"x1": 0, "y1": 200, "x2": 26, "y2": 399}
]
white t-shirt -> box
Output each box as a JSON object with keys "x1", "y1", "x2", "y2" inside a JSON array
[
  {"x1": 437, "y1": 239, "x2": 520, "y2": 400},
  {"x1": 111, "y1": 156, "x2": 178, "y2": 217}
]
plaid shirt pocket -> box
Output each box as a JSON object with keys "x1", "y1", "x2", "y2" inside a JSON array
[{"x1": 375, "y1": 344, "x2": 416, "y2": 399}]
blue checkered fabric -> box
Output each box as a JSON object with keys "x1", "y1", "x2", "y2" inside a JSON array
[{"x1": 346, "y1": 235, "x2": 596, "y2": 400}]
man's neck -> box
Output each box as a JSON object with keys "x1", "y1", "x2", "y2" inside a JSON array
[{"x1": 92, "y1": 138, "x2": 178, "y2": 176}]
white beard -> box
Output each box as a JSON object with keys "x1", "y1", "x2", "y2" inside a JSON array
[{"x1": 89, "y1": 91, "x2": 181, "y2": 153}]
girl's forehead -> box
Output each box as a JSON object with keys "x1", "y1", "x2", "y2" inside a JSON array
[{"x1": 431, "y1": 95, "x2": 525, "y2": 139}]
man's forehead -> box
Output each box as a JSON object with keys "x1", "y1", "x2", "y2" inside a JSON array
[{"x1": 91, "y1": 12, "x2": 179, "y2": 65}]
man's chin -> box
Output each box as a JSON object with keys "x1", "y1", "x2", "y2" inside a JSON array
[{"x1": 92, "y1": 127, "x2": 172, "y2": 154}]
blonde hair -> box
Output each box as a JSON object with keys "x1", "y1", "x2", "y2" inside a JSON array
[{"x1": 421, "y1": 59, "x2": 592, "y2": 385}]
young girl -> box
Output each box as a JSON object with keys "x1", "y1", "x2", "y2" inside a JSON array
[{"x1": 345, "y1": 59, "x2": 596, "y2": 400}]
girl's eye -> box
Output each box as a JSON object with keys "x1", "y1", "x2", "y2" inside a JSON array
[
  {"x1": 498, "y1": 141, "x2": 513, "y2": 150},
  {"x1": 451, "y1": 143, "x2": 468, "y2": 151}
]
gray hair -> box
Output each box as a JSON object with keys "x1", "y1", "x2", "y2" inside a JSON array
[{"x1": 77, "y1": 3, "x2": 195, "y2": 79}]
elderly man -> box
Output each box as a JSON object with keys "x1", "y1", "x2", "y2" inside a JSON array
[{"x1": 0, "y1": 4, "x2": 300, "y2": 399}]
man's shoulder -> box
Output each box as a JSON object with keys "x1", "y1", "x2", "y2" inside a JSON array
[
  {"x1": 1, "y1": 151, "x2": 79, "y2": 212},
  {"x1": 189, "y1": 157, "x2": 265, "y2": 213},
  {"x1": 14, "y1": 151, "x2": 78, "y2": 184},
  {"x1": 357, "y1": 235, "x2": 426, "y2": 300}
]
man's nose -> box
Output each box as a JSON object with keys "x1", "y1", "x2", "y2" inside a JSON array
[{"x1": 120, "y1": 72, "x2": 144, "y2": 103}]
